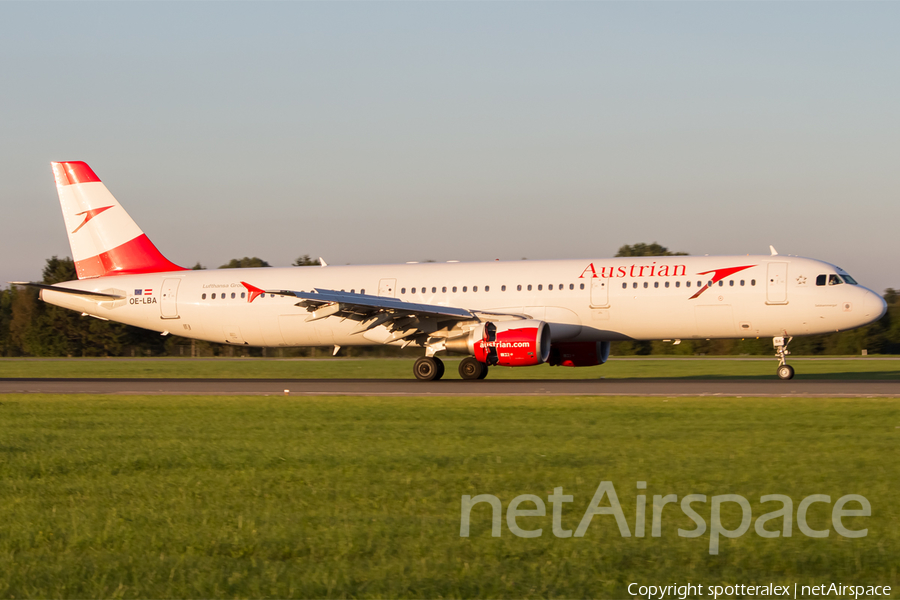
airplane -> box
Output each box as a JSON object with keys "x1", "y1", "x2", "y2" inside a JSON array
[{"x1": 14, "y1": 161, "x2": 887, "y2": 381}]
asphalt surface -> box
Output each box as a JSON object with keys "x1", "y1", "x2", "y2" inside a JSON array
[{"x1": 1, "y1": 378, "x2": 897, "y2": 396}]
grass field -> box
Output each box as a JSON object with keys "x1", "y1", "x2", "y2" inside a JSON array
[
  {"x1": 1, "y1": 356, "x2": 899, "y2": 380},
  {"x1": 0, "y1": 394, "x2": 898, "y2": 598}
]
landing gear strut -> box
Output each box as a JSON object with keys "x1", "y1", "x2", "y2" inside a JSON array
[
  {"x1": 414, "y1": 356, "x2": 445, "y2": 381},
  {"x1": 774, "y1": 336, "x2": 794, "y2": 380},
  {"x1": 459, "y1": 356, "x2": 488, "y2": 381}
]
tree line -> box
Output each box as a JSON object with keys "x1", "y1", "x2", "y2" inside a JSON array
[{"x1": 1, "y1": 250, "x2": 897, "y2": 357}]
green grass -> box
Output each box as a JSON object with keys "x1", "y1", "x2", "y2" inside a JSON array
[
  {"x1": 1, "y1": 356, "x2": 899, "y2": 380},
  {"x1": 0, "y1": 395, "x2": 898, "y2": 598}
]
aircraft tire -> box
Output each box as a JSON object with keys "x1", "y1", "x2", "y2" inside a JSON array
[
  {"x1": 414, "y1": 356, "x2": 444, "y2": 381},
  {"x1": 459, "y1": 357, "x2": 486, "y2": 380},
  {"x1": 777, "y1": 364, "x2": 795, "y2": 380}
]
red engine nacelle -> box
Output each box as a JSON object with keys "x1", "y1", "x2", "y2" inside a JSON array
[
  {"x1": 445, "y1": 320, "x2": 552, "y2": 367},
  {"x1": 547, "y1": 341, "x2": 611, "y2": 367}
]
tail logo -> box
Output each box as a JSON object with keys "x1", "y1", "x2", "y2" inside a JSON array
[{"x1": 72, "y1": 206, "x2": 113, "y2": 234}]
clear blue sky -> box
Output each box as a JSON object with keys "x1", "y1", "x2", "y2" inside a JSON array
[{"x1": 2, "y1": 2, "x2": 897, "y2": 293}]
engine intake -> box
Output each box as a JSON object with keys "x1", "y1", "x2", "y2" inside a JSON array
[{"x1": 444, "y1": 320, "x2": 551, "y2": 367}]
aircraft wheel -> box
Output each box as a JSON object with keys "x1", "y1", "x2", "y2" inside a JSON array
[
  {"x1": 414, "y1": 356, "x2": 444, "y2": 381},
  {"x1": 777, "y1": 364, "x2": 795, "y2": 380},
  {"x1": 459, "y1": 356, "x2": 487, "y2": 381}
]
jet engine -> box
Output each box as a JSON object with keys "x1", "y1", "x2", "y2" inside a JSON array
[
  {"x1": 445, "y1": 320, "x2": 551, "y2": 367},
  {"x1": 547, "y1": 341, "x2": 611, "y2": 367}
]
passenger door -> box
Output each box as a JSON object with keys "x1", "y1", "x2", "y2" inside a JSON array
[
  {"x1": 766, "y1": 262, "x2": 788, "y2": 305},
  {"x1": 160, "y1": 278, "x2": 180, "y2": 319}
]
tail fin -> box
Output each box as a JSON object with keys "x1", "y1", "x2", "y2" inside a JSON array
[{"x1": 51, "y1": 161, "x2": 185, "y2": 279}]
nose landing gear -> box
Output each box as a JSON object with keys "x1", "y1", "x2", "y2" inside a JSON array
[{"x1": 774, "y1": 336, "x2": 794, "y2": 380}]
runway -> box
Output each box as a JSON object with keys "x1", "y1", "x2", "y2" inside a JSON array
[{"x1": 1, "y1": 378, "x2": 898, "y2": 397}]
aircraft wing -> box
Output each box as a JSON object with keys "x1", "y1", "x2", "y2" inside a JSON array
[{"x1": 241, "y1": 282, "x2": 524, "y2": 344}]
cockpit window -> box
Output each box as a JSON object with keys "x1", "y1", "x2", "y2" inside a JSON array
[
  {"x1": 841, "y1": 274, "x2": 858, "y2": 285},
  {"x1": 816, "y1": 274, "x2": 826, "y2": 286},
  {"x1": 828, "y1": 274, "x2": 842, "y2": 285}
]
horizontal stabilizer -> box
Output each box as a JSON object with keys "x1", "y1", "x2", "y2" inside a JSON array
[{"x1": 10, "y1": 282, "x2": 126, "y2": 300}]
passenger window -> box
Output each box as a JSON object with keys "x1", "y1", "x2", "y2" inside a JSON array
[
  {"x1": 654, "y1": 282, "x2": 659, "y2": 288},
  {"x1": 751, "y1": 279, "x2": 756, "y2": 286},
  {"x1": 718, "y1": 281, "x2": 723, "y2": 287},
  {"x1": 580, "y1": 283, "x2": 584, "y2": 290},
  {"x1": 212, "y1": 293, "x2": 217, "y2": 299},
  {"x1": 729, "y1": 280, "x2": 734, "y2": 287},
  {"x1": 686, "y1": 281, "x2": 691, "y2": 288},
  {"x1": 569, "y1": 283, "x2": 574, "y2": 290},
  {"x1": 527, "y1": 285, "x2": 532, "y2": 291},
  {"x1": 675, "y1": 281, "x2": 680, "y2": 288},
  {"x1": 360, "y1": 289, "x2": 365, "y2": 294},
  {"x1": 202, "y1": 293, "x2": 207, "y2": 299},
  {"x1": 517, "y1": 285, "x2": 522, "y2": 291},
  {"x1": 665, "y1": 281, "x2": 669, "y2": 288},
  {"x1": 431, "y1": 287, "x2": 436, "y2": 293},
  {"x1": 485, "y1": 285, "x2": 490, "y2": 292},
  {"x1": 473, "y1": 286, "x2": 478, "y2": 292},
  {"x1": 501, "y1": 285, "x2": 506, "y2": 291},
  {"x1": 231, "y1": 292, "x2": 236, "y2": 299},
  {"x1": 622, "y1": 283, "x2": 627, "y2": 289},
  {"x1": 463, "y1": 286, "x2": 467, "y2": 292},
  {"x1": 442, "y1": 287, "x2": 447, "y2": 293},
  {"x1": 401, "y1": 288, "x2": 406, "y2": 294},
  {"x1": 538, "y1": 284, "x2": 543, "y2": 291},
  {"x1": 452, "y1": 286, "x2": 457, "y2": 293},
  {"x1": 698, "y1": 281, "x2": 702, "y2": 287},
  {"x1": 548, "y1": 284, "x2": 553, "y2": 291},
  {"x1": 740, "y1": 280, "x2": 745, "y2": 286},
  {"x1": 643, "y1": 282, "x2": 648, "y2": 288},
  {"x1": 633, "y1": 282, "x2": 638, "y2": 289}
]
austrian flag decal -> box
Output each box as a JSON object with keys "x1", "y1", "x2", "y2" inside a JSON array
[{"x1": 134, "y1": 289, "x2": 153, "y2": 296}]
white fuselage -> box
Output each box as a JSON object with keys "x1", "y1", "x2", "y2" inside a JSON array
[{"x1": 42, "y1": 255, "x2": 886, "y2": 350}]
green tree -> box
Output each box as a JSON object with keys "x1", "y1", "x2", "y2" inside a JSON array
[
  {"x1": 293, "y1": 255, "x2": 318, "y2": 267},
  {"x1": 219, "y1": 257, "x2": 271, "y2": 269},
  {"x1": 191, "y1": 262, "x2": 206, "y2": 270},
  {"x1": 0, "y1": 286, "x2": 13, "y2": 356},
  {"x1": 615, "y1": 243, "x2": 688, "y2": 257}
]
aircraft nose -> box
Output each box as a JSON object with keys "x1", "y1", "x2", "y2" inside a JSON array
[{"x1": 863, "y1": 290, "x2": 887, "y2": 322}]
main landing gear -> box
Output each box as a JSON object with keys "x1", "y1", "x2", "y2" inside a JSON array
[
  {"x1": 774, "y1": 336, "x2": 794, "y2": 380},
  {"x1": 458, "y1": 356, "x2": 489, "y2": 380},
  {"x1": 412, "y1": 356, "x2": 489, "y2": 381},
  {"x1": 413, "y1": 356, "x2": 445, "y2": 381}
]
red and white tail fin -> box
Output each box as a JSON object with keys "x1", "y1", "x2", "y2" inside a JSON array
[{"x1": 51, "y1": 161, "x2": 185, "y2": 279}]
